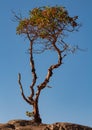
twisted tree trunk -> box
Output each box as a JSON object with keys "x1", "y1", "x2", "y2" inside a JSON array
[
  {"x1": 18, "y1": 36, "x2": 63, "y2": 124},
  {"x1": 33, "y1": 101, "x2": 42, "y2": 123}
]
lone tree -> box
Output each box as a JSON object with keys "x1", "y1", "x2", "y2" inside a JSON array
[{"x1": 16, "y1": 6, "x2": 80, "y2": 123}]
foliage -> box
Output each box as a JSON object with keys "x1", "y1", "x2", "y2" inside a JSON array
[
  {"x1": 26, "y1": 111, "x2": 34, "y2": 119},
  {"x1": 16, "y1": 6, "x2": 79, "y2": 39}
]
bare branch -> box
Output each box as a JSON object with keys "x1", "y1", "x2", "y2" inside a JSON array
[
  {"x1": 27, "y1": 39, "x2": 37, "y2": 101},
  {"x1": 35, "y1": 38, "x2": 63, "y2": 102},
  {"x1": 12, "y1": 10, "x2": 22, "y2": 22},
  {"x1": 18, "y1": 73, "x2": 33, "y2": 105}
]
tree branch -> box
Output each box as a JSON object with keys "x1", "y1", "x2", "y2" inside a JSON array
[
  {"x1": 35, "y1": 38, "x2": 62, "y2": 102},
  {"x1": 18, "y1": 73, "x2": 33, "y2": 105},
  {"x1": 26, "y1": 36, "x2": 37, "y2": 101}
]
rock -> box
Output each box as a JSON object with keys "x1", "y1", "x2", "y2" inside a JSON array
[
  {"x1": 0, "y1": 120, "x2": 92, "y2": 130},
  {"x1": 0, "y1": 123, "x2": 15, "y2": 130},
  {"x1": 48, "y1": 122, "x2": 92, "y2": 130},
  {"x1": 8, "y1": 119, "x2": 33, "y2": 126}
]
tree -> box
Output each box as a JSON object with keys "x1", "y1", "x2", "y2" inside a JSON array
[{"x1": 16, "y1": 6, "x2": 80, "y2": 123}]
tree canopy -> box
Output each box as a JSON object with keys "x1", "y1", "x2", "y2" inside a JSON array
[{"x1": 16, "y1": 6, "x2": 79, "y2": 53}]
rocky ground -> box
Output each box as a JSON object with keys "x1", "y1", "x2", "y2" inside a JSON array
[{"x1": 0, "y1": 119, "x2": 92, "y2": 130}]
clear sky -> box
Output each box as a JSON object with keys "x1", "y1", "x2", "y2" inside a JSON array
[{"x1": 0, "y1": 0, "x2": 92, "y2": 127}]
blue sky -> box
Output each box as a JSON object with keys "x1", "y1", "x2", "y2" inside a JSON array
[{"x1": 0, "y1": 0, "x2": 92, "y2": 127}]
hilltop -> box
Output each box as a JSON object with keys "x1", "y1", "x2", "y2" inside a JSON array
[{"x1": 0, "y1": 119, "x2": 92, "y2": 130}]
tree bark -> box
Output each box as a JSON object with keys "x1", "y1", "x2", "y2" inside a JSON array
[
  {"x1": 27, "y1": 36, "x2": 42, "y2": 123},
  {"x1": 33, "y1": 100, "x2": 42, "y2": 123}
]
